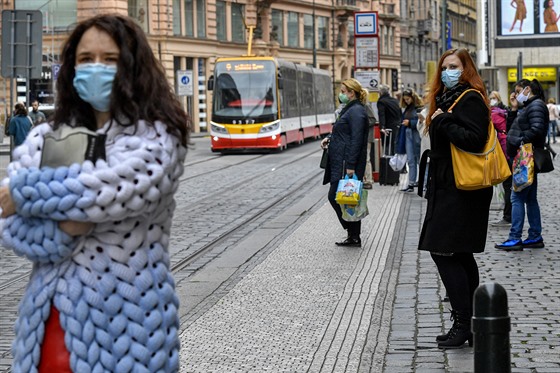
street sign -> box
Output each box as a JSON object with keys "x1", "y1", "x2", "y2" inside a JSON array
[
  {"x1": 354, "y1": 12, "x2": 378, "y2": 36},
  {"x1": 177, "y1": 70, "x2": 193, "y2": 96},
  {"x1": 354, "y1": 71, "x2": 380, "y2": 91},
  {"x1": 1, "y1": 10, "x2": 43, "y2": 79},
  {"x1": 354, "y1": 37, "x2": 379, "y2": 69}
]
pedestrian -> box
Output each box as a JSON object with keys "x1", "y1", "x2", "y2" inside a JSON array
[
  {"x1": 377, "y1": 84, "x2": 401, "y2": 155},
  {"x1": 418, "y1": 48, "x2": 493, "y2": 349},
  {"x1": 321, "y1": 78, "x2": 369, "y2": 247},
  {"x1": 489, "y1": 91, "x2": 513, "y2": 227},
  {"x1": 363, "y1": 102, "x2": 377, "y2": 189},
  {"x1": 546, "y1": 97, "x2": 558, "y2": 145},
  {"x1": 417, "y1": 90, "x2": 431, "y2": 192},
  {"x1": 0, "y1": 14, "x2": 189, "y2": 372},
  {"x1": 495, "y1": 79, "x2": 548, "y2": 251},
  {"x1": 7, "y1": 103, "x2": 33, "y2": 146},
  {"x1": 28, "y1": 99, "x2": 47, "y2": 125},
  {"x1": 399, "y1": 88, "x2": 423, "y2": 192}
]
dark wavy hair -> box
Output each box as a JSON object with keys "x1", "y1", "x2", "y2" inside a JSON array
[
  {"x1": 515, "y1": 78, "x2": 545, "y2": 101},
  {"x1": 53, "y1": 14, "x2": 189, "y2": 146},
  {"x1": 426, "y1": 48, "x2": 488, "y2": 126},
  {"x1": 14, "y1": 103, "x2": 28, "y2": 116}
]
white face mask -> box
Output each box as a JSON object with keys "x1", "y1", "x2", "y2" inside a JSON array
[
  {"x1": 490, "y1": 99, "x2": 498, "y2": 107},
  {"x1": 516, "y1": 88, "x2": 530, "y2": 104}
]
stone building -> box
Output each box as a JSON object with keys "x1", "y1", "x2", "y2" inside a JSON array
[{"x1": 0, "y1": 0, "x2": 404, "y2": 133}]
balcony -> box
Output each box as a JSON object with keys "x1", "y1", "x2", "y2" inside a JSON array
[
  {"x1": 379, "y1": 3, "x2": 398, "y2": 21},
  {"x1": 335, "y1": 0, "x2": 359, "y2": 12}
]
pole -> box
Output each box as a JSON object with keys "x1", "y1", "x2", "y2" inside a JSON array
[
  {"x1": 472, "y1": 283, "x2": 511, "y2": 373},
  {"x1": 516, "y1": 52, "x2": 523, "y2": 82},
  {"x1": 441, "y1": 0, "x2": 447, "y2": 54},
  {"x1": 312, "y1": 0, "x2": 317, "y2": 67}
]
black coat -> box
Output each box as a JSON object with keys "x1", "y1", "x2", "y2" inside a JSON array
[
  {"x1": 418, "y1": 90, "x2": 493, "y2": 254},
  {"x1": 323, "y1": 100, "x2": 369, "y2": 185},
  {"x1": 506, "y1": 96, "x2": 548, "y2": 159},
  {"x1": 377, "y1": 93, "x2": 401, "y2": 132}
]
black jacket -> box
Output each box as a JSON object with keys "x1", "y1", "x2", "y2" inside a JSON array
[
  {"x1": 377, "y1": 93, "x2": 401, "y2": 132},
  {"x1": 323, "y1": 100, "x2": 369, "y2": 185},
  {"x1": 418, "y1": 90, "x2": 493, "y2": 254},
  {"x1": 506, "y1": 96, "x2": 548, "y2": 159}
]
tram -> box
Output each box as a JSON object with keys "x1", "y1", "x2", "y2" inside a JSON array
[{"x1": 207, "y1": 57, "x2": 335, "y2": 152}]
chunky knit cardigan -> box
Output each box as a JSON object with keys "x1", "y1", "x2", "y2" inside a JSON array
[{"x1": 1, "y1": 120, "x2": 186, "y2": 373}]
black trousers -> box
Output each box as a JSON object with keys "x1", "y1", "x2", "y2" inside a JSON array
[
  {"x1": 502, "y1": 175, "x2": 512, "y2": 222},
  {"x1": 328, "y1": 182, "x2": 361, "y2": 238},
  {"x1": 430, "y1": 252, "x2": 479, "y2": 315}
]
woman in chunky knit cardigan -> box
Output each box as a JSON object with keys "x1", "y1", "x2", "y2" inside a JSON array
[{"x1": 0, "y1": 14, "x2": 189, "y2": 372}]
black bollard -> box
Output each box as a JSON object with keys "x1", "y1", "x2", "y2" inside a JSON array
[{"x1": 472, "y1": 282, "x2": 511, "y2": 373}]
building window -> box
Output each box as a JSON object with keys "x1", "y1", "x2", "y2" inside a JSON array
[
  {"x1": 184, "y1": 0, "x2": 194, "y2": 37},
  {"x1": 318, "y1": 17, "x2": 328, "y2": 49},
  {"x1": 16, "y1": 0, "x2": 77, "y2": 31},
  {"x1": 348, "y1": 19, "x2": 354, "y2": 47},
  {"x1": 128, "y1": 0, "x2": 149, "y2": 32},
  {"x1": 216, "y1": 1, "x2": 226, "y2": 41},
  {"x1": 197, "y1": 0, "x2": 206, "y2": 38},
  {"x1": 287, "y1": 12, "x2": 299, "y2": 47},
  {"x1": 173, "y1": 0, "x2": 181, "y2": 35},
  {"x1": 304, "y1": 14, "x2": 313, "y2": 49},
  {"x1": 231, "y1": 3, "x2": 245, "y2": 43},
  {"x1": 388, "y1": 27, "x2": 394, "y2": 55},
  {"x1": 271, "y1": 9, "x2": 283, "y2": 45}
]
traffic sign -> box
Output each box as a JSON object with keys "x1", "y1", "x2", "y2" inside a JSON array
[
  {"x1": 354, "y1": 37, "x2": 379, "y2": 69},
  {"x1": 354, "y1": 12, "x2": 378, "y2": 36},
  {"x1": 354, "y1": 71, "x2": 380, "y2": 91},
  {"x1": 177, "y1": 70, "x2": 193, "y2": 96},
  {"x1": 1, "y1": 10, "x2": 43, "y2": 79}
]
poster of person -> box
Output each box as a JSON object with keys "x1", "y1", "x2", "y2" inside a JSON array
[
  {"x1": 542, "y1": 0, "x2": 560, "y2": 32},
  {"x1": 501, "y1": 0, "x2": 535, "y2": 35}
]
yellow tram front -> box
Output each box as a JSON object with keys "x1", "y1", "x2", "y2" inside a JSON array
[{"x1": 209, "y1": 57, "x2": 281, "y2": 152}]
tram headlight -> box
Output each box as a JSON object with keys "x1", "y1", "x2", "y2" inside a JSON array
[
  {"x1": 259, "y1": 122, "x2": 280, "y2": 134},
  {"x1": 211, "y1": 123, "x2": 228, "y2": 134}
]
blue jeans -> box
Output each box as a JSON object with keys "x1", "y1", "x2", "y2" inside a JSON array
[
  {"x1": 508, "y1": 175, "x2": 542, "y2": 241},
  {"x1": 405, "y1": 128, "x2": 421, "y2": 184}
]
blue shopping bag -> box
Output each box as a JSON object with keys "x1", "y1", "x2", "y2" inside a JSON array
[{"x1": 335, "y1": 174, "x2": 362, "y2": 206}]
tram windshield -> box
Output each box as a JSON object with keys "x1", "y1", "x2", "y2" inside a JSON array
[{"x1": 213, "y1": 60, "x2": 278, "y2": 120}]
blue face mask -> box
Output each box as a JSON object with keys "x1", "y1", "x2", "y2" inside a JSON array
[
  {"x1": 73, "y1": 63, "x2": 117, "y2": 112},
  {"x1": 441, "y1": 69, "x2": 462, "y2": 89}
]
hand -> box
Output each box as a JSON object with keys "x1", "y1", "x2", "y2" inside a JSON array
[
  {"x1": 321, "y1": 137, "x2": 330, "y2": 149},
  {"x1": 59, "y1": 221, "x2": 94, "y2": 236},
  {"x1": 381, "y1": 129, "x2": 388, "y2": 135},
  {"x1": 346, "y1": 169, "x2": 355, "y2": 177},
  {"x1": 402, "y1": 119, "x2": 410, "y2": 126},
  {"x1": 0, "y1": 186, "x2": 16, "y2": 218},
  {"x1": 509, "y1": 92, "x2": 518, "y2": 110},
  {"x1": 431, "y1": 109, "x2": 443, "y2": 120}
]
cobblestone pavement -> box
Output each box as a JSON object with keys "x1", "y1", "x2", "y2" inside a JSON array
[
  {"x1": 179, "y1": 144, "x2": 560, "y2": 372},
  {"x1": 1, "y1": 138, "x2": 559, "y2": 372}
]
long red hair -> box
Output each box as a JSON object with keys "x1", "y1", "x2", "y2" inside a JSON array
[{"x1": 425, "y1": 48, "x2": 489, "y2": 130}]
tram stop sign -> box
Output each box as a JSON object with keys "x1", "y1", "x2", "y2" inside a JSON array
[{"x1": 1, "y1": 10, "x2": 43, "y2": 79}]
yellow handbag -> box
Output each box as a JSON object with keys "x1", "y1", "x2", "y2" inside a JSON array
[{"x1": 447, "y1": 89, "x2": 511, "y2": 191}]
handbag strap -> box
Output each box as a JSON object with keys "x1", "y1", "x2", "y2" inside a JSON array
[{"x1": 446, "y1": 88, "x2": 497, "y2": 156}]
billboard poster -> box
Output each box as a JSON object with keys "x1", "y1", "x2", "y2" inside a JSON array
[
  {"x1": 500, "y1": 0, "x2": 535, "y2": 35},
  {"x1": 499, "y1": 0, "x2": 560, "y2": 35}
]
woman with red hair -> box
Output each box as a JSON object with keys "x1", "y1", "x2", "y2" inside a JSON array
[{"x1": 418, "y1": 49, "x2": 492, "y2": 349}]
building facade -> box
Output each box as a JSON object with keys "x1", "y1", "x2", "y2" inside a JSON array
[
  {"x1": 478, "y1": 0, "x2": 559, "y2": 103},
  {"x1": 1, "y1": 0, "x2": 407, "y2": 133}
]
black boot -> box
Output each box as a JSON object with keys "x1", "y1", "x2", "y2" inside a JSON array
[
  {"x1": 436, "y1": 310, "x2": 456, "y2": 342},
  {"x1": 437, "y1": 311, "x2": 473, "y2": 349}
]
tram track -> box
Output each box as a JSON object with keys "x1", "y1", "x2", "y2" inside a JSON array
[{"x1": 170, "y1": 165, "x2": 325, "y2": 275}]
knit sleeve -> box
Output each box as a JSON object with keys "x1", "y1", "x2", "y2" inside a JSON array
[
  {"x1": 9, "y1": 132, "x2": 185, "y2": 223},
  {"x1": 2, "y1": 215, "x2": 79, "y2": 263}
]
